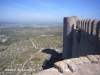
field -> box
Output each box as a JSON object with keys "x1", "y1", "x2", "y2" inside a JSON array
[{"x1": 0, "y1": 25, "x2": 63, "y2": 75}]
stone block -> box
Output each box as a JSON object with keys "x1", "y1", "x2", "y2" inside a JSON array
[
  {"x1": 54, "y1": 60, "x2": 71, "y2": 73},
  {"x1": 94, "y1": 55, "x2": 100, "y2": 63},
  {"x1": 71, "y1": 58, "x2": 84, "y2": 65},
  {"x1": 54, "y1": 61, "x2": 63, "y2": 73},
  {"x1": 79, "y1": 56, "x2": 91, "y2": 64},
  {"x1": 59, "y1": 62, "x2": 71, "y2": 73},
  {"x1": 54, "y1": 61, "x2": 62, "y2": 69},
  {"x1": 65, "y1": 59, "x2": 78, "y2": 72},
  {"x1": 87, "y1": 55, "x2": 98, "y2": 64}
]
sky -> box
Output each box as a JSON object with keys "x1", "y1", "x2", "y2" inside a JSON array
[{"x1": 0, "y1": 0, "x2": 100, "y2": 22}]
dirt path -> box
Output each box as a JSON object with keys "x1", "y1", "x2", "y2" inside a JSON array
[
  {"x1": 31, "y1": 39, "x2": 38, "y2": 49},
  {"x1": 16, "y1": 39, "x2": 42, "y2": 75},
  {"x1": 16, "y1": 54, "x2": 34, "y2": 75}
]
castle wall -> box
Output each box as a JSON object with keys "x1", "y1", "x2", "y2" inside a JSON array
[{"x1": 63, "y1": 16, "x2": 100, "y2": 59}]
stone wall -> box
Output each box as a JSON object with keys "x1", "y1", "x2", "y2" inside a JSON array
[
  {"x1": 63, "y1": 16, "x2": 100, "y2": 59},
  {"x1": 34, "y1": 55, "x2": 100, "y2": 75},
  {"x1": 54, "y1": 55, "x2": 100, "y2": 74}
]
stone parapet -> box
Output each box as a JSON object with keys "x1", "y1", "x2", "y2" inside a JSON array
[{"x1": 54, "y1": 55, "x2": 100, "y2": 73}]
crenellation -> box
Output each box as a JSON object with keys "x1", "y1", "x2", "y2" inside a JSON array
[
  {"x1": 97, "y1": 21, "x2": 100, "y2": 40},
  {"x1": 85, "y1": 19, "x2": 88, "y2": 32},
  {"x1": 88, "y1": 19, "x2": 92, "y2": 34},
  {"x1": 83, "y1": 20, "x2": 85, "y2": 30},
  {"x1": 63, "y1": 16, "x2": 100, "y2": 59},
  {"x1": 76, "y1": 20, "x2": 81, "y2": 29},
  {"x1": 92, "y1": 19, "x2": 98, "y2": 35},
  {"x1": 81, "y1": 20, "x2": 83, "y2": 29},
  {"x1": 80, "y1": 20, "x2": 83, "y2": 36},
  {"x1": 97, "y1": 21, "x2": 100, "y2": 53},
  {"x1": 82, "y1": 20, "x2": 86, "y2": 40},
  {"x1": 85, "y1": 19, "x2": 89, "y2": 41}
]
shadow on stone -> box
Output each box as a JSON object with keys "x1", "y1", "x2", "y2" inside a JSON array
[{"x1": 42, "y1": 49, "x2": 62, "y2": 70}]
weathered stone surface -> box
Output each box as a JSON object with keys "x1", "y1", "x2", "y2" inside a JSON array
[
  {"x1": 54, "y1": 61, "x2": 62, "y2": 68},
  {"x1": 85, "y1": 19, "x2": 88, "y2": 32},
  {"x1": 66, "y1": 59, "x2": 78, "y2": 72},
  {"x1": 98, "y1": 21, "x2": 100, "y2": 40},
  {"x1": 79, "y1": 56, "x2": 91, "y2": 64},
  {"x1": 71, "y1": 58, "x2": 84, "y2": 65},
  {"x1": 87, "y1": 55, "x2": 98, "y2": 63},
  {"x1": 34, "y1": 67, "x2": 63, "y2": 75},
  {"x1": 34, "y1": 63, "x2": 100, "y2": 75},
  {"x1": 92, "y1": 19, "x2": 98, "y2": 35},
  {"x1": 59, "y1": 62, "x2": 71, "y2": 73},
  {"x1": 94, "y1": 55, "x2": 100, "y2": 63},
  {"x1": 54, "y1": 60, "x2": 71, "y2": 73},
  {"x1": 88, "y1": 19, "x2": 92, "y2": 34}
]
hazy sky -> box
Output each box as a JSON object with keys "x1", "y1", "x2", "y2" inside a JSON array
[{"x1": 0, "y1": 0, "x2": 100, "y2": 22}]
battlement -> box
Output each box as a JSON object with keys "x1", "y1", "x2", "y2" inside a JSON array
[
  {"x1": 63, "y1": 16, "x2": 100, "y2": 59},
  {"x1": 77, "y1": 19, "x2": 100, "y2": 36},
  {"x1": 75, "y1": 18, "x2": 100, "y2": 41}
]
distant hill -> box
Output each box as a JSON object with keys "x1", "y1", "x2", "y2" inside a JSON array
[{"x1": 0, "y1": 22, "x2": 63, "y2": 28}]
